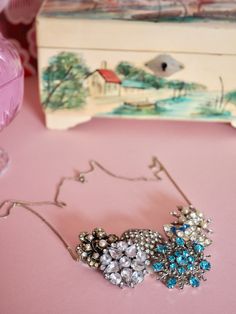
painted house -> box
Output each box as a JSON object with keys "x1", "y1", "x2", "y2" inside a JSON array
[{"x1": 85, "y1": 69, "x2": 121, "y2": 97}]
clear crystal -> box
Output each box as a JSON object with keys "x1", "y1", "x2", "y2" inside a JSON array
[
  {"x1": 136, "y1": 251, "x2": 147, "y2": 263},
  {"x1": 105, "y1": 261, "x2": 119, "y2": 273},
  {"x1": 117, "y1": 241, "x2": 128, "y2": 251},
  {"x1": 131, "y1": 259, "x2": 145, "y2": 271},
  {"x1": 119, "y1": 256, "x2": 131, "y2": 268},
  {"x1": 109, "y1": 248, "x2": 123, "y2": 259},
  {"x1": 109, "y1": 273, "x2": 122, "y2": 285},
  {"x1": 121, "y1": 268, "x2": 132, "y2": 283},
  {"x1": 100, "y1": 254, "x2": 112, "y2": 265},
  {"x1": 131, "y1": 271, "x2": 144, "y2": 284},
  {"x1": 125, "y1": 244, "x2": 137, "y2": 257}
]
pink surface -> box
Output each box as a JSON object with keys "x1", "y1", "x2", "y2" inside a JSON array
[{"x1": 0, "y1": 77, "x2": 236, "y2": 314}]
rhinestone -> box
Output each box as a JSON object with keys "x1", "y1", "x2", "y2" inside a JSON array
[
  {"x1": 152, "y1": 262, "x2": 164, "y2": 272},
  {"x1": 131, "y1": 271, "x2": 144, "y2": 284},
  {"x1": 131, "y1": 260, "x2": 145, "y2": 271},
  {"x1": 121, "y1": 268, "x2": 132, "y2": 283},
  {"x1": 189, "y1": 276, "x2": 200, "y2": 287},
  {"x1": 100, "y1": 254, "x2": 112, "y2": 265},
  {"x1": 194, "y1": 243, "x2": 204, "y2": 253},
  {"x1": 125, "y1": 244, "x2": 137, "y2": 257},
  {"x1": 119, "y1": 256, "x2": 131, "y2": 268},
  {"x1": 105, "y1": 261, "x2": 119, "y2": 273},
  {"x1": 109, "y1": 248, "x2": 123, "y2": 259},
  {"x1": 136, "y1": 251, "x2": 147, "y2": 263},
  {"x1": 117, "y1": 241, "x2": 128, "y2": 251},
  {"x1": 109, "y1": 273, "x2": 122, "y2": 285},
  {"x1": 200, "y1": 260, "x2": 211, "y2": 271},
  {"x1": 166, "y1": 277, "x2": 177, "y2": 289}
]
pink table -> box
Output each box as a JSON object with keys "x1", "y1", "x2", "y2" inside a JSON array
[{"x1": 0, "y1": 77, "x2": 235, "y2": 314}]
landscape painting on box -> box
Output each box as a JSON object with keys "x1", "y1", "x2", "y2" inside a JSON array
[
  {"x1": 42, "y1": 0, "x2": 236, "y2": 22},
  {"x1": 41, "y1": 51, "x2": 236, "y2": 123}
]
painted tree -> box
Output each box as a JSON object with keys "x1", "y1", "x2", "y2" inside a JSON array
[
  {"x1": 42, "y1": 52, "x2": 89, "y2": 110},
  {"x1": 116, "y1": 61, "x2": 166, "y2": 88}
]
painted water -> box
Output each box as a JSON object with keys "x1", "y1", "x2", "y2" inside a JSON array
[{"x1": 110, "y1": 91, "x2": 234, "y2": 120}]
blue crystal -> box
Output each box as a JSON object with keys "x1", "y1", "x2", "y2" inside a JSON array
[
  {"x1": 189, "y1": 276, "x2": 200, "y2": 287},
  {"x1": 170, "y1": 263, "x2": 177, "y2": 270},
  {"x1": 194, "y1": 243, "x2": 204, "y2": 253},
  {"x1": 178, "y1": 267, "x2": 186, "y2": 274},
  {"x1": 178, "y1": 226, "x2": 185, "y2": 231},
  {"x1": 183, "y1": 224, "x2": 190, "y2": 229},
  {"x1": 187, "y1": 263, "x2": 194, "y2": 271},
  {"x1": 174, "y1": 251, "x2": 182, "y2": 257},
  {"x1": 176, "y1": 255, "x2": 188, "y2": 265},
  {"x1": 168, "y1": 255, "x2": 175, "y2": 262},
  {"x1": 166, "y1": 277, "x2": 177, "y2": 289},
  {"x1": 152, "y1": 262, "x2": 164, "y2": 272},
  {"x1": 188, "y1": 256, "x2": 195, "y2": 263},
  {"x1": 156, "y1": 244, "x2": 168, "y2": 254},
  {"x1": 170, "y1": 226, "x2": 176, "y2": 233},
  {"x1": 182, "y1": 250, "x2": 190, "y2": 257},
  {"x1": 200, "y1": 260, "x2": 211, "y2": 271},
  {"x1": 176, "y1": 237, "x2": 185, "y2": 246}
]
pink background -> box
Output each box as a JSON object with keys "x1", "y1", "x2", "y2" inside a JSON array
[{"x1": 0, "y1": 77, "x2": 236, "y2": 314}]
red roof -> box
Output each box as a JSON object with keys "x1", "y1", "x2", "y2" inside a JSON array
[{"x1": 97, "y1": 69, "x2": 121, "y2": 84}]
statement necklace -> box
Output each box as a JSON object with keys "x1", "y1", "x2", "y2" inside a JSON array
[{"x1": 0, "y1": 157, "x2": 212, "y2": 290}]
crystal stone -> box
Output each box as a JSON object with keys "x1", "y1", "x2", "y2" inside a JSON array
[
  {"x1": 100, "y1": 254, "x2": 112, "y2": 266},
  {"x1": 125, "y1": 244, "x2": 137, "y2": 257},
  {"x1": 109, "y1": 273, "x2": 122, "y2": 285},
  {"x1": 200, "y1": 260, "x2": 211, "y2": 271},
  {"x1": 100, "y1": 240, "x2": 148, "y2": 288},
  {"x1": 131, "y1": 271, "x2": 144, "y2": 284},
  {"x1": 189, "y1": 276, "x2": 200, "y2": 287},
  {"x1": 121, "y1": 268, "x2": 132, "y2": 282},
  {"x1": 117, "y1": 241, "x2": 128, "y2": 251},
  {"x1": 119, "y1": 256, "x2": 131, "y2": 268},
  {"x1": 136, "y1": 251, "x2": 147, "y2": 263},
  {"x1": 131, "y1": 260, "x2": 145, "y2": 271},
  {"x1": 105, "y1": 261, "x2": 119, "y2": 273},
  {"x1": 109, "y1": 248, "x2": 123, "y2": 260},
  {"x1": 166, "y1": 277, "x2": 177, "y2": 289}
]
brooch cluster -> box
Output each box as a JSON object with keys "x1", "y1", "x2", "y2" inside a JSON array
[{"x1": 76, "y1": 205, "x2": 212, "y2": 289}]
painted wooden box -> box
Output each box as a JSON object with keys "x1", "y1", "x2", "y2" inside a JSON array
[{"x1": 37, "y1": 0, "x2": 236, "y2": 129}]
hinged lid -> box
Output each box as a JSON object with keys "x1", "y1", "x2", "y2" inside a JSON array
[{"x1": 37, "y1": 0, "x2": 236, "y2": 55}]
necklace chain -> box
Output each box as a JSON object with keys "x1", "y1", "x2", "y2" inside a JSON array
[{"x1": 0, "y1": 157, "x2": 191, "y2": 261}]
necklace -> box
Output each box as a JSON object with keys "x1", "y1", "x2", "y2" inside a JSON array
[{"x1": 0, "y1": 157, "x2": 212, "y2": 290}]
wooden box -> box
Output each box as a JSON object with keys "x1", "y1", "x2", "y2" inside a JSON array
[{"x1": 37, "y1": 0, "x2": 236, "y2": 129}]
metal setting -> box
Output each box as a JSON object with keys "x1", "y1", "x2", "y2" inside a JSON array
[
  {"x1": 121, "y1": 229, "x2": 163, "y2": 258},
  {"x1": 76, "y1": 228, "x2": 119, "y2": 268}
]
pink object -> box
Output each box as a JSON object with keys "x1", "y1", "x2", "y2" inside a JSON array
[
  {"x1": 0, "y1": 33, "x2": 24, "y2": 173},
  {"x1": 0, "y1": 34, "x2": 24, "y2": 130},
  {"x1": 0, "y1": 77, "x2": 235, "y2": 314}
]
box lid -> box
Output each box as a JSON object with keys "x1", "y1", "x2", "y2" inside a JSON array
[{"x1": 37, "y1": 0, "x2": 236, "y2": 55}]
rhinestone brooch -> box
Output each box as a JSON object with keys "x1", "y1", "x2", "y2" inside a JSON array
[{"x1": 76, "y1": 205, "x2": 213, "y2": 289}]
